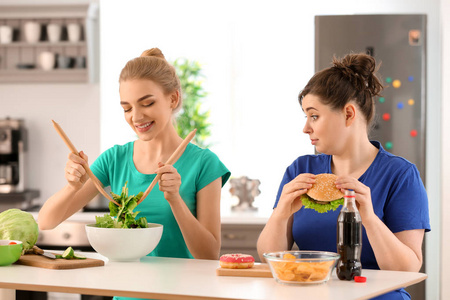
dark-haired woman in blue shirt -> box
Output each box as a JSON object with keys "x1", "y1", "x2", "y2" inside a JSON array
[{"x1": 257, "y1": 53, "x2": 430, "y2": 300}]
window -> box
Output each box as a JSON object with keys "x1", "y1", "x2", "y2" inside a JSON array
[{"x1": 99, "y1": 1, "x2": 320, "y2": 213}]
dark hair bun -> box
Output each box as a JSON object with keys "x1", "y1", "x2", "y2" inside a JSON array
[
  {"x1": 298, "y1": 52, "x2": 384, "y2": 127},
  {"x1": 332, "y1": 53, "x2": 383, "y2": 97},
  {"x1": 140, "y1": 47, "x2": 165, "y2": 59}
]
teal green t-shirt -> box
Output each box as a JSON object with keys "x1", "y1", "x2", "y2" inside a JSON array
[{"x1": 90, "y1": 142, "x2": 230, "y2": 259}]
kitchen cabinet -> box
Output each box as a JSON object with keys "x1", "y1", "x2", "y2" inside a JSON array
[
  {"x1": 220, "y1": 223, "x2": 265, "y2": 262},
  {"x1": 0, "y1": 3, "x2": 99, "y2": 83}
]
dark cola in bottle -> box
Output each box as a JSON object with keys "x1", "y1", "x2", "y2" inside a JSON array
[{"x1": 336, "y1": 189, "x2": 362, "y2": 280}]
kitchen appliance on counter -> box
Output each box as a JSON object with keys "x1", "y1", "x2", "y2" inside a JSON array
[
  {"x1": 315, "y1": 14, "x2": 426, "y2": 299},
  {"x1": 0, "y1": 117, "x2": 27, "y2": 193},
  {"x1": 0, "y1": 117, "x2": 40, "y2": 212}
]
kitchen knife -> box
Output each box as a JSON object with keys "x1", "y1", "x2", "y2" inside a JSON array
[
  {"x1": 40, "y1": 251, "x2": 57, "y2": 259},
  {"x1": 32, "y1": 245, "x2": 57, "y2": 259}
]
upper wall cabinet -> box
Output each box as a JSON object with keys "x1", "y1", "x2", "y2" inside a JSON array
[{"x1": 0, "y1": 3, "x2": 99, "y2": 83}]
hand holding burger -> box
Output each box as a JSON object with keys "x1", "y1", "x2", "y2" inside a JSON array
[{"x1": 301, "y1": 173, "x2": 344, "y2": 213}]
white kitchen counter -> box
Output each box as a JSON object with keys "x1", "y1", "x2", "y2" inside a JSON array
[
  {"x1": 0, "y1": 254, "x2": 427, "y2": 300},
  {"x1": 29, "y1": 211, "x2": 102, "y2": 224},
  {"x1": 30, "y1": 209, "x2": 270, "y2": 225}
]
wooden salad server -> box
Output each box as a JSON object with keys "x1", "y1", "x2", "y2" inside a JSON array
[
  {"x1": 137, "y1": 129, "x2": 197, "y2": 205},
  {"x1": 51, "y1": 120, "x2": 121, "y2": 207}
]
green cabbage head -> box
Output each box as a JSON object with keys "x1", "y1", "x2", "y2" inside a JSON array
[{"x1": 0, "y1": 209, "x2": 38, "y2": 252}]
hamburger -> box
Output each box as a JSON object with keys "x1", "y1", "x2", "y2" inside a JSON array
[{"x1": 300, "y1": 173, "x2": 344, "y2": 213}]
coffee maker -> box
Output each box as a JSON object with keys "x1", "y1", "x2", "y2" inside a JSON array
[{"x1": 0, "y1": 118, "x2": 27, "y2": 193}]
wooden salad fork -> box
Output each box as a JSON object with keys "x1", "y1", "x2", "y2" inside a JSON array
[
  {"x1": 137, "y1": 129, "x2": 196, "y2": 204},
  {"x1": 52, "y1": 120, "x2": 121, "y2": 207}
]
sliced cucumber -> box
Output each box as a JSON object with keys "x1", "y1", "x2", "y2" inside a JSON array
[{"x1": 73, "y1": 253, "x2": 86, "y2": 259}]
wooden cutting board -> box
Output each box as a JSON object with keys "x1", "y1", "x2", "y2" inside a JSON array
[
  {"x1": 216, "y1": 263, "x2": 273, "y2": 278},
  {"x1": 15, "y1": 254, "x2": 105, "y2": 270}
]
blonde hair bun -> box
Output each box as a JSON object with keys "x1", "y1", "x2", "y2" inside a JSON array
[
  {"x1": 120, "y1": 47, "x2": 182, "y2": 113},
  {"x1": 140, "y1": 48, "x2": 165, "y2": 59}
]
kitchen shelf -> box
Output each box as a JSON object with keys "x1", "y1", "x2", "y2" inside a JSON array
[
  {"x1": 0, "y1": 41, "x2": 86, "y2": 48},
  {"x1": 220, "y1": 223, "x2": 264, "y2": 262},
  {"x1": 0, "y1": 3, "x2": 99, "y2": 83},
  {"x1": 0, "y1": 69, "x2": 88, "y2": 83}
]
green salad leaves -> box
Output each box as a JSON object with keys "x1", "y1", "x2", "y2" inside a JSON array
[
  {"x1": 95, "y1": 182, "x2": 148, "y2": 229},
  {"x1": 300, "y1": 194, "x2": 344, "y2": 213}
]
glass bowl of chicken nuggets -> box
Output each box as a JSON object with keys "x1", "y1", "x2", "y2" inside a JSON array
[{"x1": 263, "y1": 251, "x2": 339, "y2": 285}]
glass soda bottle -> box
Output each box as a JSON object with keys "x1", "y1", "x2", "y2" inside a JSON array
[{"x1": 336, "y1": 189, "x2": 362, "y2": 280}]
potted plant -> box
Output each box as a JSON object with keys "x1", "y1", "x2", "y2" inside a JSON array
[{"x1": 172, "y1": 58, "x2": 211, "y2": 148}]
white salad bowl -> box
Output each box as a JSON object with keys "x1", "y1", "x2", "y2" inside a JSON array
[{"x1": 85, "y1": 223, "x2": 163, "y2": 262}]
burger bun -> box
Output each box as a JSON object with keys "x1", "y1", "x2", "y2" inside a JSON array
[{"x1": 306, "y1": 173, "x2": 344, "y2": 202}]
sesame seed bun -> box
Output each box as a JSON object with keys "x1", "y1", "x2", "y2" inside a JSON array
[{"x1": 306, "y1": 174, "x2": 344, "y2": 202}]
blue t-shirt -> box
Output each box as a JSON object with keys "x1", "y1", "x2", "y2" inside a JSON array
[
  {"x1": 274, "y1": 141, "x2": 430, "y2": 300},
  {"x1": 91, "y1": 142, "x2": 230, "y2": 259}
]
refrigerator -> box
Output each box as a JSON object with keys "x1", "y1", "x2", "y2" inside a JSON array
[{"x1": 315, "y1": 14, "x2": 426, "y2": 299}]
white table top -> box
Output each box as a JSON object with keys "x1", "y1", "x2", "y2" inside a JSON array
[{"x1": 0, "y1": 253, "x2": 427, "y2": 300}]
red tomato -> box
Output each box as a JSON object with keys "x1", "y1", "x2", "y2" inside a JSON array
[{"x1": 8, "y1": 241, "x2": 17, "y2": 245}]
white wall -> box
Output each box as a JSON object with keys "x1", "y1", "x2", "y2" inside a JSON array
[{"x1": 99, "y1": 0, "x2": 318, "y2": 217}]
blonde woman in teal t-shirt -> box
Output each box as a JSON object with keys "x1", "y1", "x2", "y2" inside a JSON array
[
  {"x1": 38, "y1": 48, "x2": 230, "y2": 262},
  {"x1": 90, "y1": 142, "x2": 229, "y2": 258}
]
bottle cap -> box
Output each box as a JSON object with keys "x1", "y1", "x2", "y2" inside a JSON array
[{"x1": 354, "y1": 276, "x2": 366, "y2": 283}]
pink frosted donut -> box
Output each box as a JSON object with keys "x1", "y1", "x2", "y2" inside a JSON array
[{"x1": 220, "y1": 253, "x2": 255, "y2": 269}]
